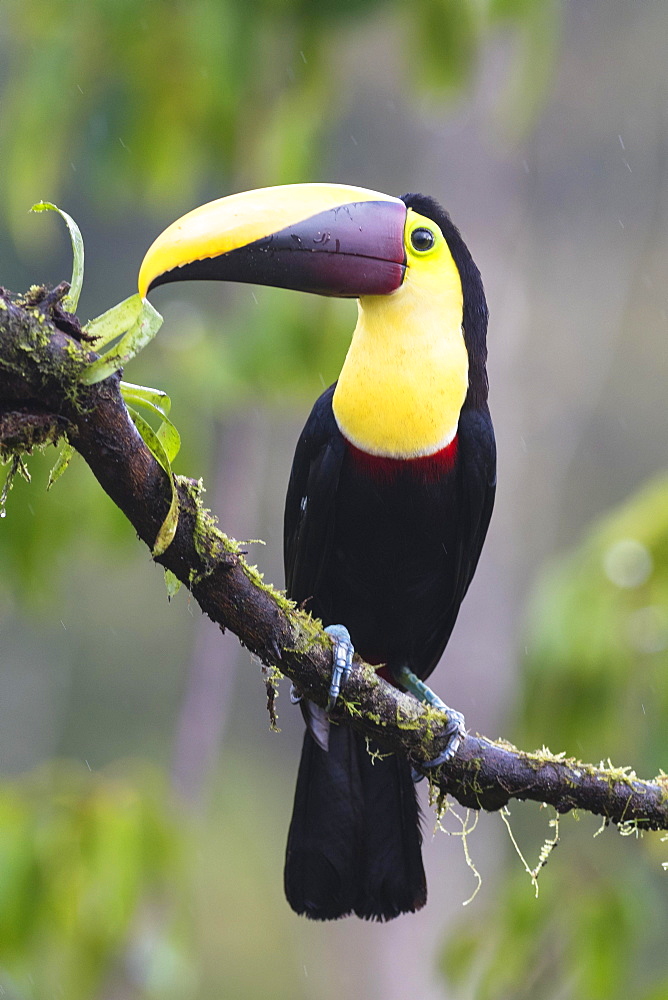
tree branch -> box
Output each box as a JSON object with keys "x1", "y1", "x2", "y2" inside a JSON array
[{"x1": 1, "y1": 283, "x2": 667, "y2": 831}]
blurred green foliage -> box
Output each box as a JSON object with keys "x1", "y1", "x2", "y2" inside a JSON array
[
  {"x1": 442, "y1": 476, "x2": 668, "y2": 1000},
  {"x1": 0, "y1": 755, "x2": 323, "y2": 1000},
  {"x1": 0, "y1": 762, "x2": 187, "y2": 1000},
  {"x1": 1, "y1": 0, "x2": 554, "y2": 247},
  {"x1": 0, "y1": 447, "x2": 132, "y2": 605},
  {"x1": 522, "y1": 474, "x2": 668, "y2": 768}
]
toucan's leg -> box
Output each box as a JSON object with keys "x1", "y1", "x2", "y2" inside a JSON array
[
  {"x1": 324, "y1": 624, "x2": 355, "y2": 712},
  {"x1": 394, "y1": 666, "x2": 465, "y2": 768}
]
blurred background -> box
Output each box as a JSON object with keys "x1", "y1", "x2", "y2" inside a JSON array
[{"x1": 1, "y1": 0, "x2": 667, "y2": 997}]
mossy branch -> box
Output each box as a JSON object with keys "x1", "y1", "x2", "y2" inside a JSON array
[{"x1": 1, "y1": 283, "x2": 667, "y2": 832}]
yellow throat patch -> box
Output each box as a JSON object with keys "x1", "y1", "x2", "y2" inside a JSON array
[{"x1": 332, "y1": 208, "x2": 469, "y2": 459}]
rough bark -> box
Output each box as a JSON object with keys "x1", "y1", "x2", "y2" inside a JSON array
[{"x1": 1, "y1": 282, "x2": 666, "y2": 831}]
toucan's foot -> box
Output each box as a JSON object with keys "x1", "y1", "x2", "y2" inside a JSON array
[
  {"x1": 395, "y1": 665, "x2": 465, "y2": 773},
  {"x1": 324, "y1": 624, "x2": 354, "y2": 712},
  {"x1": 289, "y1": 684, "x2": 302, "y2": 705}
]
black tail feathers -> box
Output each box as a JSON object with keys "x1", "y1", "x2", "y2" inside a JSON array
[{"x1": 284, "y1": 724, "x2": 426, "y2": 921}]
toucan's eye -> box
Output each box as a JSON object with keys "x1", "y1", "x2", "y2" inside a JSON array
[{"x1": 410, "y1": 227, "x2": 435, "y2": 252}]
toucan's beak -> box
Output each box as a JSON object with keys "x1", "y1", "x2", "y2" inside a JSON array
[{"x1": 138, "y1": 183, "x2": 407, "y2": 300}]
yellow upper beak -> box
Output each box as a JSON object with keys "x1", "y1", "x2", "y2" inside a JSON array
[{"x1": 138, "y1": 182, "x2": 407, "y2": 300}]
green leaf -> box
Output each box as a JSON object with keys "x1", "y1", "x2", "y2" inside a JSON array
[
  {"x1": 81, "y1": 298, "x2": 163, "y2": 385},
  {"x1": 125, "y1": 406, "x2": 170, "y2": 477},
  {"x1": 47, "y1": 441, "x2": 75, "y2": 490},
  {"x1": 120, "y1": 381, "x2": 172, "y2": 418},
  {"x1": 156, "y1": 419, "x2": 181, "y2": 466},
  {"x1": 126, "y1": 406, "x2": 179, "y2": 556},
  {"x1": 164, "y1": 568, "x2": 182, "y2": 600},
  {"x1": 121, "y1": 382, "x2": 181, "y2": 464},
  {"x1": 30, "y1": 202, "x2": 84, "y2": 312},
  {"x1": 152, "y1": 487, "x2": 180, "y2": 558},
  {"x1": 84, "y1": 296, "x2": 145, "y2": 350}
]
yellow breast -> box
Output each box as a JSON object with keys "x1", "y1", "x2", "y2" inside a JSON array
[{"x1": 332, "y1": 249, "x2": 468, "y2": 459}]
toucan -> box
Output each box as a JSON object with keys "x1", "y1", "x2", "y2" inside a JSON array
[{"x1": 138, "y1": 183, "x2": 496, "y2": 921}]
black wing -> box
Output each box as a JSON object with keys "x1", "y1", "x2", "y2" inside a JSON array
[
  {"x1": 416, "y1": 403, "x2": 496, "y2": 680},
  {"x1": 283, "y1": 384, "x2": 346, "y2": 611},
  {"x1": 454, "y1": 403, "x2": 496, "y2": 603}
]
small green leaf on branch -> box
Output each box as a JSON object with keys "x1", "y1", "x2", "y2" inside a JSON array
[
  {"x1": 47, "y1": 441, "x2": 75, "y2": 490},
  {"x1": 31, "y1": 203, "x2": 85, "y2": 312},
  {"x1": 121, "y1": 382, "x2": 181, "y2": 463},
  {"x1": 81, "y1": 297, "x2": 163, "y2": 385},
  {"x1": 164, "y1": 569, "x2": 182, "y2": 600},
  {"x1": 126, "y1": 406, "x2": 179, "y2": 556}
]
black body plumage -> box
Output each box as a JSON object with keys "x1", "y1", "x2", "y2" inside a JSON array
[{"x1": 283, "y1": 194, "x2": 496, "y2": 921}]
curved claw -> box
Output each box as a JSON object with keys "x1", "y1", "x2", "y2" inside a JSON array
[
  {"x1": 289, "y1": 684, "x2": 302, "y2": 705},
  {"x1": 420, "y1": 706, "x2": 465, "y2": 767},
  {"x1": 394, "y1": 665, "x2": 465, "y2": 780},
  {"x1": 324, "y1": 624, "x2": 354, "y2": 711}
]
